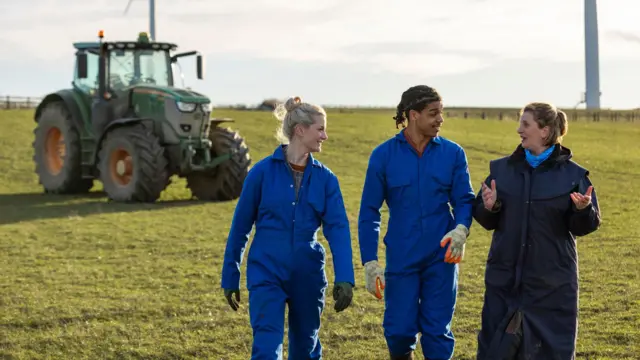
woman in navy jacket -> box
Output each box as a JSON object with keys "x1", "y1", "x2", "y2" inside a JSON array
[
  {"x1": 473, "y1": 102, "x2": 602, "y2": 360},
  {"x1": 220, "y1": 96, "x2": 355, "y2": 359}
]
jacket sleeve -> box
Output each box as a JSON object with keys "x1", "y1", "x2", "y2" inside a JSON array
[
  {"x1": 321, "y1": 172, "x2": 356, "y2": 286},
  {"x1": 472, "y1": 174, "x2": 501, "y2": 231},
  {"x1": 357, "y1": 148, "x2": 386, "y2": 265},
  {"x1": 568, "y1": 175, "x2": 601, "y2": 237},
  {"x1": 220, "y1": 166, "x2": 262, "y2": 290},
  {"x1": 450, "y1": 146, "x2": 476, "y2": 230}
]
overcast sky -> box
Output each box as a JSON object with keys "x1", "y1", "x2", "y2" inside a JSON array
[{"x1": 2, "y1": 0, "x2": 640, "y2": 109}]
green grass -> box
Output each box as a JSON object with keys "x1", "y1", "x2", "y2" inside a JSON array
[{"x1": 0, "y1": 108, "x2": 638, "y2": 359}]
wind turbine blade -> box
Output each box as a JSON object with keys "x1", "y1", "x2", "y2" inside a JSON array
[
  {"x1": 123, "y1": 0, "x2": 134, "y2": 15},
  {"x1": 609, "y1": 30, "x2": 640, "y2": 44}
]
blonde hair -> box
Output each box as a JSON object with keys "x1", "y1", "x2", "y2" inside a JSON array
[
  {"x1": 273, "y1": 96, "x2": 326, "y2": 144},
  {"x1": 521, "y1": 102, "x2": 569, "y2": 146}
]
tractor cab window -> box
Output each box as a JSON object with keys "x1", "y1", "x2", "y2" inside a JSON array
[
  {"x1": 107, "y1": 48, "x2": 172, "y2": 91},
  {"x1": 73, "y1": 50, "x2": 99, "y2": 95}
]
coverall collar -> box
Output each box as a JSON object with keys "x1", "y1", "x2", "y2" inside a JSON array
[
  {"x1": 396, "y1": 129, "x2": 442, "y2": 146},
  {"x1": 272, "y1": 145, "x2": 322, "y2": 168}
]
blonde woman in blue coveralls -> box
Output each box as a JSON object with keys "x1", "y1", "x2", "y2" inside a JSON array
[{"x1": 221, "y1": 96, "x2": 355, "y2": 359}]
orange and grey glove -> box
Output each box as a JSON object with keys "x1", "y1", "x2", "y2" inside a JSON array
[
  {"x1": 440, "y1": 224, "x2": 469, "y2": 264},
  {"x1": 364, "y1": 260, "x2": 385, "y2": 299}
]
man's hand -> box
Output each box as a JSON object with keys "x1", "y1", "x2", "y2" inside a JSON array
[
  {"x1": 332, "y1": 282, "x2": 353, "y2": 312},
  {"x1": 440, "y1": 224, "x2": 469, "y2": 264},
  {"x1": 364, "y1": 260, "x2": 385, "y2": 299},
  {"x1": 224, "y1": 289, "x2": 240, "y2": 311}
]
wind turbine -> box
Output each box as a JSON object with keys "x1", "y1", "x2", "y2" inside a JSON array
[
  {"x1": 584, "y1": 0, "x2": 601, "y2": 109},
  {"x1": 124, "y1": 0, "x2": 156, "y2": 40}
]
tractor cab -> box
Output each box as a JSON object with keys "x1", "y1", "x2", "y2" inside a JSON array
[
  {"x1": 74, "y1": 31, "x2": 203, "y2": 98},
  {"x1": 73, "y1": 30, "x2": 205, "y2": 135}
]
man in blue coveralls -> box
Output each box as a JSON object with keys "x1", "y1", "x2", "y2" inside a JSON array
[{"x1": 358, "y1": 85, "x2": 475, "y2": 360}]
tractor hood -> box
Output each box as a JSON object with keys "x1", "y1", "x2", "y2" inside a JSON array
[{"x1": 130, "y1": 84, "x2": 210, "y2": 104}]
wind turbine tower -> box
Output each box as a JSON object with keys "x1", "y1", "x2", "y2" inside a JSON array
[
  {"x1": 124, "y1": 0, "x2": 156, "y2": 40},
  {"x1": 584, "y1": 0, "x2": 601, "y2": 109}
]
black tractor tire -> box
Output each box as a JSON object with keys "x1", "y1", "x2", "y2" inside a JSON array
[
  {"x1": 32, "y1": 101, "x2": 93, "y2": 194},
  {"x1": 97, "y1": 123, "x2": 169, "y2": 203},
  {"x1": 186, "y1": 126, "x2": 251, "y2": 201}
]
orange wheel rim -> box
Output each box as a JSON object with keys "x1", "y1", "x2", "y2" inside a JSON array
[
  {"x1": 45, "y1": 127, "x2": 65, "y2": 175},
  {"x1": 109, "y1": 148, "x2": 133, "y2": 186}
]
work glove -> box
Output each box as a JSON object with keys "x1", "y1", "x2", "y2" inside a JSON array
[
  {"x1": 364, "y1": 260, "x2": 385, "y2": 299},
  {"x1": 223, "y1": 289, "x2": 240, "y2": 311},
  {"x1": 332, "y1": 282, "x2": 353, "y2": 312},
  {"x1": 439, "y1": 224, "x2": 469, "y2": 264}
]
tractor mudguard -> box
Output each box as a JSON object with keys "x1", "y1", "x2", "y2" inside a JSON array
[
  {"x1": 35, "y1": 90, "x2": 88, "y2": 136},
  {"x1": 210, "y1": 117, "x2": 234, "y2": 126},
  {"x1": 93, "y1": 117, "x2": 154, "y2": 164}
]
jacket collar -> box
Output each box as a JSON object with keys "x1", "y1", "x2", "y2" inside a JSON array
[{"x1": 508, "y1": 143, "x2": 573, "y2": 169}]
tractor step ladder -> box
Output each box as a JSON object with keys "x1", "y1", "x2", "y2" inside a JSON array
[{"x1": 80, "y1": 136, "x2": 96, "y2": 178}]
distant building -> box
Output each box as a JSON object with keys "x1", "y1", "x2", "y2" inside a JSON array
[{"x1": 256, "y1": 98, "x2": 282, "y2": 111}]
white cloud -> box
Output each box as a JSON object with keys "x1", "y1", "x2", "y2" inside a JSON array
[{"x1": 2, "y1": 0, "x2": 640, "y2": 80}]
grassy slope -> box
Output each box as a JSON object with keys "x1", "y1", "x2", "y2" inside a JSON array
[{"x1": 0, "y1": 109, "x2": 638, "y2": 359}]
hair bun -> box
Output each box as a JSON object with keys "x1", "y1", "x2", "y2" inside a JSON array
[
  {"x1": 284, "y1": 96, "x2": 302, "y2": 112},
  {"x1": 556, "y1": 110, "x2": 568, "y2": 137}
]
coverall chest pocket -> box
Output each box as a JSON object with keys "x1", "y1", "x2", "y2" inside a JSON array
[
  {"x1": 259, "y1": 182, "x2": 286, "y2": 209},
  {"x1": 300, "y1": 184, "x2": 325, "y2": 230},
  {"x1": 386, "y1": 173, "x2": 413, "y2": 209},
  {"x1": 429, "y1": 166, "x2": 453, "y2": 192}
]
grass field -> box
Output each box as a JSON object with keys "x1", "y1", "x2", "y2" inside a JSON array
[{"x1": 0, "y1": 108, "x2": 639, "y2": 360}]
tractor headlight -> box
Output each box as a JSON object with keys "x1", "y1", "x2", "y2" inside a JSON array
[
  {"x1": 176, "y1": 101, "x2": 197, "y2": 112},
  {"x1": 201, "y1": 103, "x2": 211, "y2": 112}
]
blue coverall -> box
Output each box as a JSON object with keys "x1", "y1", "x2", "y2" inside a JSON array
[
  {"x1": 358, "y1": 130, "x2": 475, "y2": 359},
  {"x1": 221, "y1": 145, "x2": 355, "y2": 360}
]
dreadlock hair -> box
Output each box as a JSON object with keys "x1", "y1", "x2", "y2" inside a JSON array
[{"x1": 393, "y1": 85, "x2": 442, "y2": 128}]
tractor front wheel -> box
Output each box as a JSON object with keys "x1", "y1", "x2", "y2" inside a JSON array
[
  {"x1": 98, "y1": 124, "x2": 169, "y2": 203},
  {"x1": 186, "y1": 126, "x2": 251, "y2": 201},
  {"x1": 32, "y1": 101, "x2": 93, "y2": 194}
]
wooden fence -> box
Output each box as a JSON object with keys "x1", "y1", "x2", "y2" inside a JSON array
[
  {"x1": 2, "y1": 95, "x2": 639, "y2": 123},
  {"x1": 328, "y1": 106, "x2": 640, "y2": 123},
  {"x1": 0, "y1": 96, "x2": 42, "y2": 110}
]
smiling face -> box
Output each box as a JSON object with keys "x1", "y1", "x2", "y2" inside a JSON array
[
  {"x1": 517, "y1": 111, "x2": 550, "y2": 154},
  {"x1": 295, "y1": 115, "x2": 327, "y2": 153},
  {"x1": 409, "y1": 100, "x2": 444, "y2": 138}
]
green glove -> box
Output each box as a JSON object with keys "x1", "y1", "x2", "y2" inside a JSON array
[
  {"x1": 332, "y1": 282, "x2": 353, "y2": 312},
  {"x1": 224, "y1": 289, "x2": 240, "y2": 311}
]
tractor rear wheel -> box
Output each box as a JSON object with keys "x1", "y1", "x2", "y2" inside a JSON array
[
  {"x1": 32, "y1": 101, "x2": 93, "y2": 194},
  {"x1": 97, "y1": 124, "x2": 169, "y2": 203},
  {"x1": 186, "y1": 126, "x2": 251, "y2": 201}
]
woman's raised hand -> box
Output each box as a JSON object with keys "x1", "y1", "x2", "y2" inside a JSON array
[
  {"x1": 482, "y1": 179, "x2": 497, "y2": 211},
  {"x1": 571, "y1": 186, "x2": 593, "y2": 210}
]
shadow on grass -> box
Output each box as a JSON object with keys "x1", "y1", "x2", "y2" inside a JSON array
[{"x1": 0, "y1": 191, "x2": 212, "y2": 226}]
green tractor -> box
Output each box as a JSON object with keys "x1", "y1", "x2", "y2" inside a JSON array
[{"x1": 32, "y1": 31, "x2": 251, "y2": 202}]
